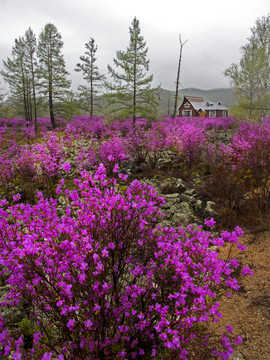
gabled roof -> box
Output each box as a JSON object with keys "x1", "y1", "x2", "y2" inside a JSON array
[
  {"x1": 193, "y1": 101, "x2": 228, "y2": 111},
  {"x1": 181, "y1": 96, "x2": 228, "y2": 111},
  {"x1": 185, "y1": 96, "x2": 204, "y2": 102}
]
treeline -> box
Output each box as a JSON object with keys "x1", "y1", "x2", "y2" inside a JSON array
[
  {"x1": 224, "y1": 15, "x2": 270, "y2": 119},
  {"x1": 0, "y1": 18, "x2": 160, "y2": 128},
  {"x1": 1, "y1": 14, "x2": 270, "y2": 124},
  {"x1": 1, "y1": 25, "x2": 71, "y2": 129}
]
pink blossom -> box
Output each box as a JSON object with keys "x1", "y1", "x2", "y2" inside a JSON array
[
  {"x1": 62, "y1": 162, "x2": 71, "y2": 172},
  {"x1": 241, "y1": 266, "x2": 254, "y2": 276}
]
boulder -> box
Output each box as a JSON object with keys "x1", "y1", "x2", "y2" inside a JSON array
[
  {"x1": 171, "y1": 202, "x2": 194, "y2": 226},
  {"x1": 162, "y1": 194, "x2": 182, "y2": 208},
  {"x1": 204, "y1": 201, "x2": 217, "y2": 217},
  {"x1": 159, "y1": 177, "x2": 187, "y2": 195},
  {"x1": 156, "y1": 157, "x2": 173, "y2": 170}
]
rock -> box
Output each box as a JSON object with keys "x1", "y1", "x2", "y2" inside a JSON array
[
  {"x1": 143, "y1": 176, "x2": 215, "y2": 228},
  {"x1": 194, "y1": 199, "x2": 203, "y2": 212},
  {"x1": 156, "y1": 158, "x2": 173, "y2": 170},
  {"x1": 159, "y1": 178, "x2": 186, "y2": 195},
  {"x1": 58, "y1": 196, "x2": 67, "y2": 205},
  {"x1": 229, "y1": 352, "x2": 246, "y2": 360},
  {"x1": 152, "y1": 150, "x2": 174, "y2": 170},
  {"x1": 172, "y1": 212, "x2": 189, "y2": 225},
  {"x1": 172, "y1": 202, "x2": 194, "y2": 226},
  {"x1": 204, "y1": 201, "x2": 217, "y2": 217},
  {"x1": 0, "y1": 285, "x2": 25, "y2": 325},
  {"x1": 157, "y1": 220, "x2": 172, "y2": 228},
  {"x1": 185, "y1": 188, "x2": 196, "y2": 197},
  {"x1": 162, "y1": 193, "x2": 182, "y2": 208},
  {"x1": 0, "y1": 285, "x2": 10, "y2": 300},
  {"x1": 166, "y1": 204, "x2": 181, "y2": 216}
]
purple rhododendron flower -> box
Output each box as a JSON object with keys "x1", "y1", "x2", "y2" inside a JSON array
[
  {"x1": 41, "y1": 353, "x2": 52, "y2": 360},
  {"x1": 12, "y1": 193, "x2": 21, "y2": 202},
  {"x1": 67, "y1": 319, "x2": 75, "y2": 330},
  {"x1": 62, "y1": 162, "x2": 71, "y2": 172},
  {"x1": 226, "y1": 325, "x2": 233, "y2": 333},
  {"x1": 234, "y1": 336, "x2": 243, "y2": 345},
  {"x1": 241, "y1": 266, "x2": 254, "y2": 276},
  {"x1": 204, "y1": 217, "x2": 216, "y2": 228}
]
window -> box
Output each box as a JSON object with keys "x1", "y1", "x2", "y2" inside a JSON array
[
  {"x1": 209, "y1": 110, "x2": 216, "y2": 117},
  {"x1": 182, "y1": 110, "x2": 192, "y2": 117},
  {"x1": 222, "y1": 110, "x2": 227, "y2": 116}
]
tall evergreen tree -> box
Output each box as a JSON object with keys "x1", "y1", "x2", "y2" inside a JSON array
[
  {"x1": 24, "y1": 28, "x2": 38, "y2": 131},
  {"x1": 1, "y1": 29, "x2": 38, "y2": 122},
  {"x1": 37, "y1": 23, "x2": 71, "y2": 128},
  {"x1": 75, "y1": 38, "x2": 105, "y2": 119},
  {"x1": 106, "y1": 17, "x2": 160, "y2": 123}
]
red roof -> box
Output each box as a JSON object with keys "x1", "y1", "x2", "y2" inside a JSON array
[{"x1": 185, "y1": 96, "x2": 204, "y2": 102}]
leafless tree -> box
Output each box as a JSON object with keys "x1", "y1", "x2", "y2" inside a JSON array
[{"x1": 173, "y1": 35, "x2": 188, "y2": 118}]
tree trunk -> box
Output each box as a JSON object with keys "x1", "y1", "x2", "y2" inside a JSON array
[
  {"x1": 173, "y1": 35, "x2": 188, "y2": 118},
  {"x1": 49, "y1": 90, "x2": 56, "y2": 128},
  {"x1": 30, "y1": 55, "x2": 38, "y2": 133},
  {"x1": 90, "y1": 76, "x2": 93, "y2": 120},
  {"x1": 21, "y1": 58, "x2": 30, "y2": 122},
  {"x1": 133, "y1": 46, "x2": 137, "y2": 125},
  {"x1": 48, "y1": 59, "x2": 56, "y2": 128}
]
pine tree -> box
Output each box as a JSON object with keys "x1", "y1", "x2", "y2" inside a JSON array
[
  {"x1": 37, "y1": 23, "x2": 71, "y2": 128},
  {"x1": 106, "y1": 17, "x2": 160, "y2": 123},
  {"x1": 75, "y1": 38, "x2": 105, "y2": 119},
  {"x1": 1, "y1": 29, "x2": 38, "y2": 122},
  {"x1": 24, "y1": 28, "x2": 38, "y2": 131}
]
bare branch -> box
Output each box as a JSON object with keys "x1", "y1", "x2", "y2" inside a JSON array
[{"x1": 173, "y1": 34, "x2": 188, "y2": 118}]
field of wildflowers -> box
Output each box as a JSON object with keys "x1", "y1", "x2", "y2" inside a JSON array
[{"x1": 0, "y1": 115, "x2": 265, "y2": 359}]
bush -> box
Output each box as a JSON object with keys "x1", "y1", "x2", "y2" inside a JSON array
[
  {"x1": 0, "y1": 165, "x2": 252, "y2": 359},
  {"x1": 205, "y1": 122, "x2": 270, "y2": 222}
]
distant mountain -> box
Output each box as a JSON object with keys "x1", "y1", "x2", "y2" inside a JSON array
[{"x1": 158, "y1": 87, "x2": 235, "y2": 117}]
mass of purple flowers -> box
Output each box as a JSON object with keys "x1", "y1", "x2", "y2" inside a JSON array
[{"x1": 0, "y1": 115, "x2": 260, "y2": 359}]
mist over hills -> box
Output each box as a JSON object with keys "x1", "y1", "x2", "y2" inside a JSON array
[
  {"x1": 0, "y1": 86, "x2": 235, "y2": 119},
  {"x1": 158, "y1": 87, "x2": 235, "y2": 117}
]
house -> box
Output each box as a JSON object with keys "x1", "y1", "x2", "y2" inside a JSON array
[{"x1": 178, "y1": 96, "x2": 228, "y2": 117}]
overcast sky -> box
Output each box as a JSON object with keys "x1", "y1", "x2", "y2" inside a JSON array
[{"x1": 0, "y1": 0, "x2": 269, "y2": 91}]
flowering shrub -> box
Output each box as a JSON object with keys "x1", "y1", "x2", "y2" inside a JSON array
[
  {"x1": 98, "y1": 135, "x2": 128, "y2": 174},
  {"x1": 0, "y1": 118, "x2": 66, "y2": 140},
  {"x1": 206, "y1": 121, "x2": 270, "y2": 215},
  {"x1": 66, "y1": 116, "x2": 107, "y2": 139},
  {"x1": 203, "y1": 117, "x2": 236, "y2": 130},
  {"x1": 123, "y1": 125, "x2": 171, "y2": 167},
  {"x1": 75, "y1": 143, "x2": 98, "y2": 171},
  {"x1": 0, "y1": 138, "x2": 21, "y2": 200},
  {"x1": 123, "y1": 126, "x2": 152, "y2": 165},
  {"x1": 0, "y1": 132, "x2": 68, "y2": 202},
  {"x1": 0, "y1": 165, "x2": 252, "y2": 359},
  {"x1": 177, "y1": 124, "x2": 208, "y2": 167},
  {"x1": 1, "y1": 114, "x2": 270, "y2": 220}
]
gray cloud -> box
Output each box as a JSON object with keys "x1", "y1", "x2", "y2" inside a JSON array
[{"x1": 0, "y1": 0, "x2": 269, "y2": 91}]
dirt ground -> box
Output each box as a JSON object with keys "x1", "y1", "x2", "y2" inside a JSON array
[{"x1": 214, "y1": 230, "x2": 270, "y2": 360}]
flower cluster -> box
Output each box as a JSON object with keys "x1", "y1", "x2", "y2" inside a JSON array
[
  {"x1": 0, "y1": 165, "x2": 253, "y2": 359},
  {"x1": 0, "y1": 132, "x2": 67, "y2": 202},
  {"x1": 207, "y1": 120, "x2": 270, "y2": 213}
]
